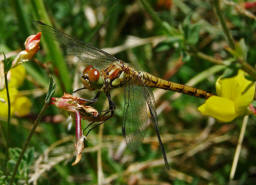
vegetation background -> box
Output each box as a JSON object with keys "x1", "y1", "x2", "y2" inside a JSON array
[{"x1": 1, "y1": 0, "x2": 256, "y2": 184}]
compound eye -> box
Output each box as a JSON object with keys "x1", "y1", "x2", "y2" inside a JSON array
[
  {"x1": 83, "y1": 65, "x2": 94, "y2": 75},
  {"x1": 88, "y1": 68, "x2": 100, "y2": 82},
  {"x1": 82, "y1": 75, "x2": 89, "y2": 81}
]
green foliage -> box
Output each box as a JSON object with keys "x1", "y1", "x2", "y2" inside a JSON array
[
  {"x1": 8, "y1": 148, "x2": 34, "y2": 181},
  {"x1": 45, "y1": 76, "x2": 56, "y2": 103},
  {"x1": 173, "y1": 178, "x2": 199, "y2": 185},
  {"x1": 0, "y1": 148, "x2": 34, "y2": 184},
  {"x1": 182, "y1": 15, "x2": 201, "y2": 46}
]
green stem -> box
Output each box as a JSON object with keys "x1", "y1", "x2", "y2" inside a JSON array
[
  {"x1": 194, "y1": 51, "x2": 224, "y2": 65},
  {"x1": 213, "y1": 0, "x2": 235, "y2": 49},
  {"x1": 9, "y1": 102, "x2": 49, "y2": 185},
  {"x1": 4, "y1": 72, "x2": 11, "y2": 175}
]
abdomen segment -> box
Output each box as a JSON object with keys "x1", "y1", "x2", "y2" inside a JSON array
[{"x1": 139, "y1": 71, "x2": 213, "y2": 99}]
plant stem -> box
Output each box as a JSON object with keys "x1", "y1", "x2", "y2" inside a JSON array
[
  {"x1": 4, "y1": 72, "x2": 11, "y2": 175},
  {"x1": 229, "y1": 115, "x2": 248, "y2": 180},
  {"x1": 194, "y1": 51, "x2": 224, "y2": 65},
  {"x1": 213, "y1": 0, "x2": 235, "y2": 49},
  {"x1": 9, "y1": 102, "x2": 49, "y2": 185}
]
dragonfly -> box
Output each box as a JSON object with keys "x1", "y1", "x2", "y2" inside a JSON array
[{"x1": 37, "y1": 21, "x2": 213, "y2": 169}]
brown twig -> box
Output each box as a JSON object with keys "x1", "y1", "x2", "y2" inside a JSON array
[{"x1": 163, "y1": 56, "x2": 184, "y2": 79}]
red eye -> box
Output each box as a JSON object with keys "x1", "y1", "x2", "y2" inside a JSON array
[
  {"x1": 83, "y1": 65, "x2": 93, "y2": 74},
  {"x1": 88, "y1": 68, "x2": 100, "y2": 82}
]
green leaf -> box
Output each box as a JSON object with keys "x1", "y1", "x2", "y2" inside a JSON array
[
  {"x1": 155, "y1": 36, "x2": 183, "y2": 52},
  {"x1": 227, "y1": 39, "x2": 248, "y2": 60},
  {"x1": 155, "y1": 41, "x2": 172, "y2": 52},
  {"x1": 182, "y1": 15, "x2": 201, "y2": 45},
  {"x1": 187, "y1": 24, "x2": 201, "y2": 45},
  {"x1": 0, "y1": 170, "x2": 7, "y2": 185},
  {"x1": 235, "y1": 39, "x2": 248, "y2": 60},
  {"x1": 45, "y1": 76, "x2": 56, "y2": 103}
]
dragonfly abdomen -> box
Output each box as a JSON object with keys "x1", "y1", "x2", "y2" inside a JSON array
[{"x1": 140, "y1": 72, "x2": 213, "y2": 99}]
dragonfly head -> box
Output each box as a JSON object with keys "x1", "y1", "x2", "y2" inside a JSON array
[{"x1": 81, "y1": 65, "x2": 103, "y2": 90}]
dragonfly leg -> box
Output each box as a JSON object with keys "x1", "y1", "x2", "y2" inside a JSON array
[
  {"x1": 85, "y1": 121, "x2": 104, "y2": 137},
  {"x1": 83, "y1": 92, "x2": 114, "y2": 136},
  {"x1": 72, "y1": 87, "x2": 87, "y2": 93},
  {"x1": 100, "y1": 92, "x2": 116, "y2": 118},
  {"x1": 73, "y1": 92, "x2": 101, "y2": 104},
  {"x1": 84, "y1": 120, "x2": 96, "y2": 131},
  {"x1": 97, "y1": 91, "x2": 116, "y2": 115},
  {"x1": 86, "y1": 92, "x2": 101, "y2": 105}
]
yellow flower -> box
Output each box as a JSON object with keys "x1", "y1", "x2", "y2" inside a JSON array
[
  {"x1": 8, "y1": 65, "x2": 26, "y2": 88},
  {"x1": 13, "y1": 96, "x2": 32, "y2": 117},
  {"x1": 0, "y1": 88, "x2": 18, "y2": 118},
  {"x1": 0, "y1": 65, "x2": 31, "y2": 119},
  {"x1": 198, "y1": 70, "x2": 255, "y2": 122},
  {"x1": 0, "y1": 32, "x2": 40, "y2": 119},
  {"x1": 0, "y1": 62, "x2": 26, "y2": 89},
  {"x1": 0, "y1": 88, "x2": 32, "y2": 119}
]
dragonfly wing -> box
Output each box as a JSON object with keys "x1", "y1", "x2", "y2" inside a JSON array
[
  {"x1": 122, "y1": 84, "x2": 148, "y2": 150},
  {"x1": 36, "y1": 21, "x2": 117, "y2": 69},
  {"x1": 142, "y1": 85, "x2": 169, "y2": 169}
]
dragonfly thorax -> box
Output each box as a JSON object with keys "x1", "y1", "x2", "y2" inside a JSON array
[{"x1": 81, "y1": 65, "x2": 104, "y2": 90}]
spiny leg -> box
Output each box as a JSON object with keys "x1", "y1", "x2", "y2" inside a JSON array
[
  {"x1": 72, "y1": 87, "x2": 87, "y2": 93},
  {"x1": 84, "y1": 121, "x2": 96, "y2": 131},
  {"x1": 72, "y1": 91, "x2": 101, "y2": 104},
  {"x1": 84, "y1": 112, "x2": 112, "y2": 136},
  {"x1": 86, "y1": 92, "x2": 101, "y2": 105},
  {"x1": 104, "y1": 91, "x2": 115, "y2": 117},
  {"x1": 84, "y1": 92, "x2": 115, "y2": 136},
  {"x1": 95, "y1": 91, "x2": 115, "y2": 117},
  {"x1": 85, "y1": 122, "x2": 105, "y2": 137}
]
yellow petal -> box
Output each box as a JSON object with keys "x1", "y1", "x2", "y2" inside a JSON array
[
  {"x1": 9, "y1": 65, "x2": 26, "y2": 88},
  {"x1": 216, "y1": 70, "x2": 255, "y2": 115},
  {"x1": 0, "y1": 61, "x2": 4, "y2": 89},
  {"x1": 198, "y1": 96, "x2": 238, "y2": 122},
  {"x1": 13, "y1": 96, "x2": 32, "y2": 117},
  {"x1": 216, "y1": 70, "x2": 242, "y2": 100},
  {"x1": 0, "y1": 88, "x2": 18, "y2": 119}
]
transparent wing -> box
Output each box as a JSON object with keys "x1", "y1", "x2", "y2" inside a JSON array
[
  {"x1": 122, "y1": 83, "x2": 148, "y2": 150},
  {"x1": 142, "y1": 85, "x2": 169, "y2": 169},
  {"x1": 35, "y1": 21, "x2": 117, "y2": 69}
]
